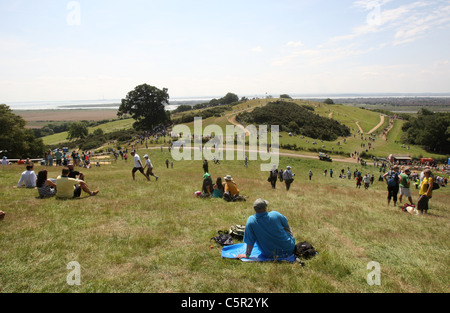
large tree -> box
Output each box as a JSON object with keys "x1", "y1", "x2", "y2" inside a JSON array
[
  {"x1": 118, "y1": 84, "x2": 171, "y2": 131},
  {"x1": 220, "y1": 92, "x2": 239, "y2": 105},
  {"x1": 67, "y1": 122, "x2": 89, "y2": 141},
  {"x1": 0, "y1": 104, "x2": 45, "y2": 158}
]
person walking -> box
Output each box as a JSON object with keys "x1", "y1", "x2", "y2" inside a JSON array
[
  {"x1": 363, "y1": 173, "x2": 370, "y2": 189},
  {"x1": 283, "y1": 166, "x2": 295, "y2": 191},
  {"x1": 268, "y1": 166, "x2": 278, "y2": 189},
  {"x1": 143, "y1": 154, "x2": 159, "y2": 181},
  {"x1": 131, "y1": 151, "x2": 149, "y2": 181}
]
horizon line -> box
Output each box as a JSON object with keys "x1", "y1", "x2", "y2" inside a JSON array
[{"x1": 4, "y1": 91, "x2": 450, "y2": 105}]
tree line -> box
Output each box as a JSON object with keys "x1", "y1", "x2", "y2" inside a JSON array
[
  {"x1": 236, "y1": 100, "x2": 351, "y2": 141},
  {"x1": 0, "y1": 104, "x2": 45, "y2": 159},
  {"x1": 401, "y1": 108, "x2": 450, "y2": 154}
]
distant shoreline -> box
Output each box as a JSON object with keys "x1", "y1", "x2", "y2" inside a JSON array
[{"x1": 5, "y1": 93, "x2": 450, "y2": 111}]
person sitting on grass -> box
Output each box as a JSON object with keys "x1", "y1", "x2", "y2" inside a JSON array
[
  {"x1": 212, "y1": 177, "x2": 224, "y2": 198},
  {"x1": 201, "y1": 173, "x2": 214, "y2": 197},
  {"x1": 237, "y1": 199, "x2": 295, "y2": 260},
  {"x1": 223, "y1": 175, "x2": 241, "y2": 201},
  {"x1": 36, "y1": 170, "x2": 57, "y2": 198},
  {"x1": 16, "y1": 164, "x2": 37, "y2": 189},
  {"x1": 67, "y1": 163, "x2": 84, "y2": 180},
  {"x1": 56, "y1": 168, "x2": 99, "y2": 199}
]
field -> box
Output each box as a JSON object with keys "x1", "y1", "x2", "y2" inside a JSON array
[
  {"x1": 15, "y1": 109, "x2": 121, "y2": 128},
  {"x1": 2, "y1": 100, "x2": 449, "y2": 293},
  {"x1": 1, "y1": 150, "x2": 449, "y2": 293}
]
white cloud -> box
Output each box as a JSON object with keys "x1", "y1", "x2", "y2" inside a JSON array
[
  {"x1": 286, "y1": 41, "x2": 303, "y2": 47},
  {"x1": 252, "y1": 46, "x2": 263, "y2": 53}
]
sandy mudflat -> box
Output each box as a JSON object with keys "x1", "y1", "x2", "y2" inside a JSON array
[{"x1": 15, "y1": 109, "x2": 120, "y2": 123}]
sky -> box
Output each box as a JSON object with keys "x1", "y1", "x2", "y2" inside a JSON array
[{"x1": 1, "y1": 0, "x2": 450, "y2": 103}]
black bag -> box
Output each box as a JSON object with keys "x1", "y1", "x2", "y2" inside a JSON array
[
  {"x1": 433, "y1": 182, "x2": 440, "y2": 190},
  {"x1": 294, "y1": 241, "x2": 317, "y2": 259},
  {"x1": 211, "y1": 231, "x2": 234, "y2": 246}
]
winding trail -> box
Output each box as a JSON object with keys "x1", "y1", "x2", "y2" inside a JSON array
[
  {"x1": 225, "y1": 107, "x2": 255, "y2": 137},
  {"x1": 367, "y1": 115, "x2": 385, "y2": 134},
  {"x1": 355, "y1": 114, "x2": 385, "y2": 135},
  {"x1": 355, "y1": 122, "x2": 364, "y2": 134},
  {"x1": 149, "y1": 145, "x2": 358, "y2": 164}
]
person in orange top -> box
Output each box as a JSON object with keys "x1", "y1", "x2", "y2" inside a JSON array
[{"x1": 224, "y1": 175, "x2": 239, "y2": 196}]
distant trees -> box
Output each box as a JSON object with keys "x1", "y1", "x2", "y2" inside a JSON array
[
  {"x1": 0, "y1": 104, "x2": 45, "y2": 158},
  {"x1": 237, "y1": 101, "x2": 350, "y2": 141},
  {"x1": 280, "y1": 94, "x2": 292, "y2": 99},
  {"x1": 172, "y1": 105, "x2": 193, "y2": 114},
  {"x1": 324, "y1": 98, "x2": 335, "y2": 104},
  {"x1": 67, "y1": 122, "x2": 89, "y2": 141},
  {"x1": 172, "y1": 92, "x2": 242, "y2": 117},
  {"x1": 221, "y1": 92, "x2": 239, "y2": 105},
  {"x1": 402, "y1": 109, "x2": 450, "y2": 154},
  {"x1": 118, "y1": 84, "x2": 171, "y2": 131}
]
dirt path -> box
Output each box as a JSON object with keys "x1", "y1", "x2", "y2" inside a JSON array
[
  {"x1": 367, "y1": 115, "x2": 385, "y2": 134},
  {"x1": 227, "y1": 114, "x2": 251, "y2": 136},
  {"x1": 225, "y1": 107, "x2": 256, "y2": 137},
  {"x1": 141, "y1": 146, "x2": 358, "y2": 164},
  {"x1": 355, "y1": 121, "x2": 364, "y2": 134},
  {"x1": 382, "y1": 118, "x2": 395, "y2": 141}
]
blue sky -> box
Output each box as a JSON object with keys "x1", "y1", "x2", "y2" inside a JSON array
[{"x1": 1, "y1": 0, "x2": 450, "y2": 102}]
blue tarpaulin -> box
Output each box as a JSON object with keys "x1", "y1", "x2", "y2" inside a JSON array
[{"x1": 221, "y1": 243, "x2": 296, "y2": 263}]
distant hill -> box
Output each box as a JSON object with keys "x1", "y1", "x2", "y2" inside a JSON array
[{"x1": 236, "y1": 100, "x2": 351, "y2": 141}]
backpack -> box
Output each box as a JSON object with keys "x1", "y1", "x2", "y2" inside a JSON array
[
  {"x1": 223, "y1": 192, "x2": 246, "y2": 203},
  {"x1": 229, "y1": 225, "x2": 245, "y2": 240},
  {"x1": 294, "y1": 241, "x2": 317, "y2": 260},
  {"x1": 387, "y1": 171, "x2": 399, "y2": 187},
  {"x1": 210, "y1": 231, "x2": 234, "y2": 246}
]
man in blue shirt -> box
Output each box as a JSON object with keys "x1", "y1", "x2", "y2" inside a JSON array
[{"x1": 237, "y1": 199, "x2": 295, "y2": 259}]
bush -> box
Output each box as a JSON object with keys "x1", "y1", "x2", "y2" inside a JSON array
[{"x1": 237, "y1": 101, "x2": 350, "y2": 141}]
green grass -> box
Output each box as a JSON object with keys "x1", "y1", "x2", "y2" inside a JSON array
[
  {"x1": 1, "y1": 151, "x2": 449, "y2": 293},
  {"x1": 42, "y1": 118, "x2": 134, "y2": 146}
]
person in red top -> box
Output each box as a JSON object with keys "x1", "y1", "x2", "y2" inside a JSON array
[{"x1": 356, "y1": 174, "x2": 362, "y2": 189}]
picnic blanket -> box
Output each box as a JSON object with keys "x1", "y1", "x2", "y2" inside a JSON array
[{"x1": 221, "y1": 243, "x2": 296, "y2": 263}]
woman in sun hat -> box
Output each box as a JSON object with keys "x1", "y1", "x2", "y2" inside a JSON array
[{"x1": 224, "y1": 175, "x2": 240, "y2": 197}]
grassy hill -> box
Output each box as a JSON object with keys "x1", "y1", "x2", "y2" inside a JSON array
[
  {"x1": 42, "y1": 118, "x2": 134, "y2": 146},
  {"x1": 40, "y1": 98, "x2": 447, "y2": 161},
  {"x1": 1, "y1": 150, "x2": 449, "y2": 292}
]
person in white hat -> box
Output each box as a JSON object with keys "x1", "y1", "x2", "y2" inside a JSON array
[
  {"x1": 282, "y1": 166, "x2": 295, "y2": 191},
  {"x1": 223, "y1": 175, "x2": 240, "y2": 198},
  {"x1": 143, "y1": 154, "x2": 159, "y2": 181},
  {"x1": 237, "y1": 199, "x2": 295, "y2": 259}
]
